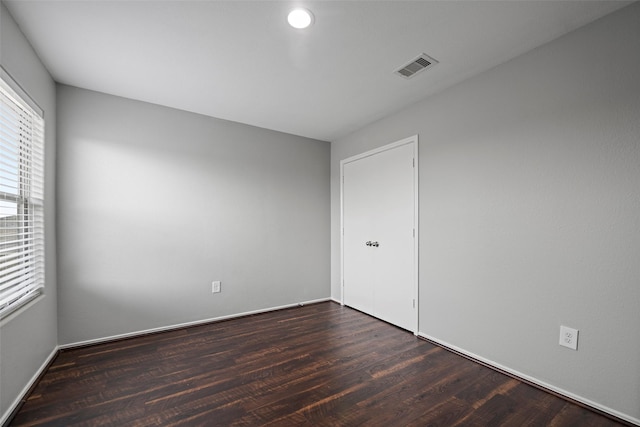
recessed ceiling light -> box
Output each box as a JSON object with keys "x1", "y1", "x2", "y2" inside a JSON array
[{"x1": 287, "y1": 8, "x2": 314, "y2": 29}]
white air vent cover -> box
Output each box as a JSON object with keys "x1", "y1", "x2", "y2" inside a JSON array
[{"x1": 395, "y1": 53, "x2": 438, "y2": 79}]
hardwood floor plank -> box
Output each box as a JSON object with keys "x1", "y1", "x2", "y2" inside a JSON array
[
  {"x1": 499, "y1": 384, "x2": 568, "y2": 427},
  {"x1": 9, "y1": 302, "x2": 629, "y2": 426}
]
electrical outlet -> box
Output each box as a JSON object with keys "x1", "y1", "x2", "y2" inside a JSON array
[
  {"x1": 212, "y1": 281, "x2": 221, "y2": 293},
  {"x1": 559, "y1": 325, "x2": 578, "y2": 350}
]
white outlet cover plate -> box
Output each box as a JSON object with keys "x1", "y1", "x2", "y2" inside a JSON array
[
  {"x1": 212, "y1": 281, "x2": 221, "y2": 293},
  {"x1": 559, "y1": 325, "x2": 578, "y2": 350}
]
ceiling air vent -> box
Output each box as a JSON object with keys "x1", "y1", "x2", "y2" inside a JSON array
[{"x1": 395, "y1": 53, "x2": 438, "y2": 79}]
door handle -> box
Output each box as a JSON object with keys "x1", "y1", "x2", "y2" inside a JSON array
[
  {"x1": 365, "y1": 241, "x2": 372, "y2": 246},
  {"x1": 371, "y1": 241, "x2": 379, "y2": 247}
]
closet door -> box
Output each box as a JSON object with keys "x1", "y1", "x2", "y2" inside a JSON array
[{"x1": 342, "y1": 138, "x2": 417, "y2": 332}]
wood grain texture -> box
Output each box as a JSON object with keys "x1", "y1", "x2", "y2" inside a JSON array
[{"x1": 9, "y1": 302, "x2": 628, "y2": 426}]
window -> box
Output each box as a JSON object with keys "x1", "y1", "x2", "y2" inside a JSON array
[{"x1": 0, "y1": 71, "x2": 45, "y2": 319}]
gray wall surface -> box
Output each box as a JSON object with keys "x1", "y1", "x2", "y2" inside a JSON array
[
  {"x1": 0, "y1": 3, "x2": 58, "y2": 421},
  {"x1": 331, "y1": 3, "x2": 640, "y2": 423},
  {"x1": 57, "y1": 86, "x2": 330, "y2": 345}
]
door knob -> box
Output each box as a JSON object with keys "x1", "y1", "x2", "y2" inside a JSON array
[
  {"x1": 365, "y1": 241, "x2": 372, "y2": 246},
  {"x1": 371, "y1": 241, "x2": 379, "y2": 247}
]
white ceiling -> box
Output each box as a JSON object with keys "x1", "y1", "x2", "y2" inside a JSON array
[{"x1": 3, "y1": 0, "x2": 632, "y2": 141}]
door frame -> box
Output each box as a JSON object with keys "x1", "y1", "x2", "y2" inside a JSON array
[{"x1": 340, "y1": 135, "x2": 419, "y2": 334}]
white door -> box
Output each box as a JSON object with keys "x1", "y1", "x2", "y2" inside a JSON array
[{"x1": 342, "y1": 137, "x2": 417, "y2": 332}]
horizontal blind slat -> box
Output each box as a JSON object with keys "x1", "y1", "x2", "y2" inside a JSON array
[
  {"x1": 0, "y1": 285, "x2": 43, "y2": 318},
  {"x1": 0, "y1": 270, "x2": 38, "y2": 292},
  {"x1": 0, "y1": 255, "x2": 36, "y2": 277},
  {"x1": 0, "y1": 252, "x2": 37, "y2": 271},
  {"x1": 0, "y1": 281, "x2": 41, "y2": 308}
]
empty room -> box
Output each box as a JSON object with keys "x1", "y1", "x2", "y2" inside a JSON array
[{"x1": 1, "y1": 1, "x2": 639, "y2": 425}]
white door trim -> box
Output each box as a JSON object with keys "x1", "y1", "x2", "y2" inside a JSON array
[{"x1": 340, "y1": 135, "x2": 419, "y2": 334}]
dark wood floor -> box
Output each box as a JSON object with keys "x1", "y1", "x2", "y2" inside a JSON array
[{"x1": 10, "y1": 302, "x2": 627, "y2": 426}]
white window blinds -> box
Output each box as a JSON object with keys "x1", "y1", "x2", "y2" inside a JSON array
[{"x1": 0, "y1": 73, "x2": 45, "y2": 319}]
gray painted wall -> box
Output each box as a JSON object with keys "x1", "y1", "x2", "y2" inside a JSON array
[
  {"x1": 56, "y1": 85, "x2": 330, "y2": 345},
  {"x1": 0, "y1": 3, "x2": 58, "y2": 420},
  {"x1": 331, "y1": 3, "x2": 640, "y2": 423}
]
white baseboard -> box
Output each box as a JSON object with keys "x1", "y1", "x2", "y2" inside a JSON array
[
  {"x1": 1, "y1": 346, "x2": 59, "y2": 427},
  {"x1": 59, "y1": 297, "x2": 331, "y2": 350},
  {"x1": 419, "y1": 332, "x2": 640, "y2": 426}
]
